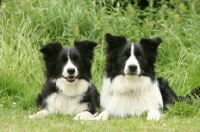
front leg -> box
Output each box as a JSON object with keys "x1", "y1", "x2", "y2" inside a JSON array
[
  {"x1": 147, "y1": 109, "x2": 161, "y2": 121},
  {"x1": 28, "y1": 109, "x2": 50, "y2": 119}
]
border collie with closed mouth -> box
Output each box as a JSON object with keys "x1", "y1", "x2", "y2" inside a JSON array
[
  {"x1": 93, "y1": 33, "x2": 200, "y2": 121},
  {"x1": 28, "y1": 40, "x2": 99, "y2": 120}
]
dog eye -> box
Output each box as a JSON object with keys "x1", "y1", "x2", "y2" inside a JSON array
[
  {"x1": 76, "y1": 59, "x2": 79, "y2": 62},
  {"x1": 122, "y1": 55, "x2": 128, "y2": 59},
  {"x1": 59, "y1": 60, "x2": 64, "y2": 63},
  {"x1": 137, "y1": 56, "x2": 143, "y2": 59}
]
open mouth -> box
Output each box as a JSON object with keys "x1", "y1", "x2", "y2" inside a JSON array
[
  {"x1": 67, "y1": 76, "x2": 76, "y2": 82},
  {"x1": 62, "y1": 75, "x2": 76, "y2": 82}
]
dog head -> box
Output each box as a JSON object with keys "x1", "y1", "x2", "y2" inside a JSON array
[
  {"x1": 40, "y1": 40, "x2": 97, "y2": 83},
  {"x1": 105, "y1": 33, "x2": 162, "y2": 80}
]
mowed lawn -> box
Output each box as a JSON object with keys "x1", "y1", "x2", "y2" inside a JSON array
[{"x1": 0, "y1": 0, "x2": 200, "y2": 131}]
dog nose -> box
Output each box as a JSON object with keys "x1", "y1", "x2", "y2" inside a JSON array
[
  {"x1": 67, "y1": 68, "x2": 75, "y2": 74},
  {"x1": 128, "y1": 65, "x2": 137, "y2": 72}
]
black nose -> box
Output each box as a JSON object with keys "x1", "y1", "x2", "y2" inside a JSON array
[
  {"x1": 67, "y1": 68, "x2": 75, "y2": 74},
  {"x1": 128, "y1": 65, "x2": 137, "y2": 72}
]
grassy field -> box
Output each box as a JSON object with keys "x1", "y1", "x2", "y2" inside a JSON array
[{"x1": 0, "y1": 0, "x2": 200, "y2": 131}]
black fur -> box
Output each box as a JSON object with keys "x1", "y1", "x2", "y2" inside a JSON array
[
  {"x1": 105, "y1": 33, "x2": 200, "y2": 109},
  {"x1": 105, "y1": 33, "x2": 162, "y2": 82},
  {"x1": 37, "y1": 40, "x2": 99, "y2": 114},
  {"x1": 157, "y1": 77, "x2": 178, "y2": 109}
]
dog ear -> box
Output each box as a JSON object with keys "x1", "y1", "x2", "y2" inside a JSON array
[
  {"x1": 74, "y1": 40, "x2": 98, "y2": 60},
  {"x1": 105, "y1": 33, "x2": 127, "y2": 56},
  {"x1": 39, "y1": 42, "x2": 63, "y2": 78},
  {"x1": 39, "y1": 42, "x2": 63, "y2": 59},
  {"x1": 74, "y1": 40, "x2": 97, "y2": 52},
  {"x1": 139, "y1": 38, "x2": 162, "y2": 52},
  {"x1": 74, "y1": 40, "x2": 98, "y2": 51},
  {"x1": 105, "y1": 33, "x2": 127, "y2": 48},
  {"x1": 139, "y1": 38, "x2": 162, "y2": 63}
]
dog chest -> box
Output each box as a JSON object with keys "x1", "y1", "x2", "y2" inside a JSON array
[
  {"x1": 45, "y1": 92, "x2": 88, "y2": 115},
  {"x1": 100, "y1": 76, "x2": 163, "y2": 118}
]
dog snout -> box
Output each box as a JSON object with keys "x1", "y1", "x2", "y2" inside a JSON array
[
  {"x1": 67, "y1": 68, "x2": 75, "y2": 74},
  {"x1": 128, "y1": 65, "x2": 137, "y2": 72}
]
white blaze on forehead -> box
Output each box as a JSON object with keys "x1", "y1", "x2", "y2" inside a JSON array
[
  {"x1": 62, "y1": 49, "x2": 78, "y2": 77},
  {"x1": 124, "y1": 43, "x2": 140, "y2": 75},
  {"x1": 131, "y1": 43, "x2": 134, "y2": 56}
]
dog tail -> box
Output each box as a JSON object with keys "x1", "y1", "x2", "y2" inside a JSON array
[
  {"x1": 158, "y1": 78, "x2": 200, "y2": 110},
  {"x1": 177, "y1": 87, "x2": 200, "y2": 103}
]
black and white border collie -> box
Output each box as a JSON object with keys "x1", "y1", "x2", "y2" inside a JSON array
[
  {"x1": 29, "y1": 40, "x2": 99, "y2": 120},
  {"x1": 93, "y1": 33, "x2": 200, "y2": 121},
  {"x1": 93, "y1": 33, "x2": 197, "y2": 121}
]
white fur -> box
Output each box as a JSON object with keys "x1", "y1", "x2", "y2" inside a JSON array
[
  {"x1": 29, "y1": 79, "x2": 90, "y2": 119},
  {"x1": 62, "y1": 52, "x2": 78, "y2": 78},
  {"x1": 28, "y1": 109, "x2": 49, "y2": 119},
  {"x1": 91, "y1": 110, "x2": 110, "y2": 121},
  {"x1": 147, "y1": 109, "x2": 161, "y2": 121},
  {"x1": 56, "y1": 78, "x2": 88, "y2": 97},
  {"x1": 124, "y1": 44, "x2": 140, "y2": 75},
  {"x1": 73, "y1": 111, "x2": 94, "y2": 120},
  {"x1": 100, "y1": 75, "x2": 163, "y2": 120}
]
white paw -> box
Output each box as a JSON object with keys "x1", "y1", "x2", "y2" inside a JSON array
[
  {"x1": 91, "y1": 111, "x2": 109, "y2": 121},
  {"x1": 28, "y1": 115, "x2": 36, "y2": 119},
  {"x1": 73, "y1": 111, "x2": 94, "y2": 120},
  {"x1": 147, "y1": 109, "x2": 161, "y2": 121},
  {"x1": 28, "y1": 109, "x2": 49, "y2": 119}
]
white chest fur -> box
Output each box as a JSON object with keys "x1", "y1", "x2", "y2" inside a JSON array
[
  {"x1": 45, "y1": 78, "x2": 89, "y2": 115},
  {"x1": 100, "y1": 75, "x2": 163, "y2": 118}
]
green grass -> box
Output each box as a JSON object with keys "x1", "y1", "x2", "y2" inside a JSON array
[{"x1": 0, "y1": 0, "x2": 200, "y2": 131}]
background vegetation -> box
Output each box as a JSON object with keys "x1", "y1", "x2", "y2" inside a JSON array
[{"x1": 0, "y1": 0, "x2": 200, "y2": 131}]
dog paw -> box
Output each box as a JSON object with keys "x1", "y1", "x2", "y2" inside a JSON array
[
  {"x1": 147, "y1": 109, "x2": 161, "y2": 121},
  {"x1": 28, "y1": 110, "x2": 49, "y2": 119},
  {"x1": 73, "y1": 111, "x2": 94, "y2": 120},
  {"x1": 91, "y1": 111, "x2": 109, "y2": 121},
  {"x1": 28, "y1": 115, "x2": 35, "y2": 119}
]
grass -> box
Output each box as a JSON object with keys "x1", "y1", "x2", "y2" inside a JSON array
[{"x1": 0, "y1": 0, "x2": 200, "y2": 131}]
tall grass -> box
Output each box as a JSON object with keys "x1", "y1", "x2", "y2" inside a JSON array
[{"x1": 0, "y1": 0, "x2": 200, "y2": 131}]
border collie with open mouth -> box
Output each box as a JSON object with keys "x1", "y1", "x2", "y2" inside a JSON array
[
  {"x1": 93, "y1": 33, "x2": 200, "y2": 121},
  {"x1": 28, "y1": 40, "x2": 99, "y2": 120}
]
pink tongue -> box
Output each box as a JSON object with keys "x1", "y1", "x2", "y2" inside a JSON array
[{"x1": 68, "y1": 76, "x2": 75, "y2": 80}]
